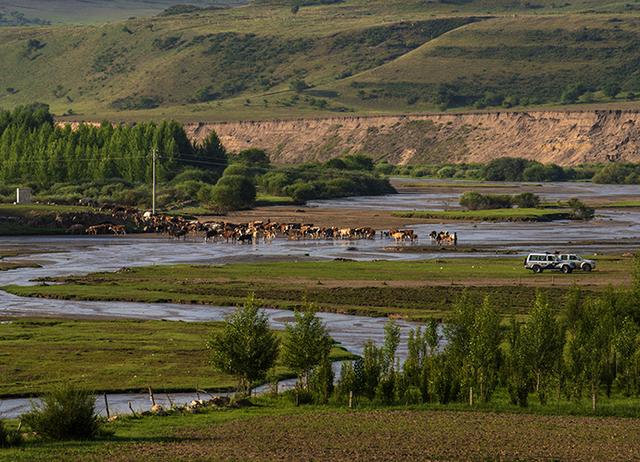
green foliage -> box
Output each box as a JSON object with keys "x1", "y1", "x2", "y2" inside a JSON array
[
  {"x1": 309, "y1": 354, "x2": 334, "y2": 404},
  {"x1": 281, "y1": 308, "x2": 332, "y2": 389},
  {"x1": 207, "y1": 294, "x2": 279, "y2": 394},
  {"x1": 483, "y1": 157, "x2": 531, "y2": 181},
  {"x1": 234, "y1": 148, "x2": 271, "y2": 168},
  {"x1": 212, "y1": 174, "x2": 257, "y2": 210},
  {"x1": 567, "y1": 198, "x2": 595, "y2": 220},
  {"x1": 0, "y1": 420, "x2": 22, "y2": 448},
  {"x1": 602, "y1": 82, "x2": 622, "y2": 98},
  {"x1": 0, "y1": 104, "x2": 226, "y2": 188},
  {"x1": 521, "y1": 293, "x2": 562, "y2": 404},
  {"x1": 459, "y1": 192, "x2": 513, "y2": 210},
  {"x1": 111, "y1": 95, "x2": 162, "y2": 110},
  {"x1": 504, "y1": 318, "x2": 531, "y2": 407},
  {"x1": 513, "y1": 192, "x2": 541, "y2": 208},
  {"x1": 22, "y1": 383, "x2": 102, "y2": 441},
  {"x1": 593, "y1": 163, "x2": 640, "y2": 184},
  {"x1": 325, "y1": 154, "x2": 374, "y2": 171},
  {"x1": 561, "y1": 83, "x2": 588, "y2": 104},
  {"x1": 380, "y1": 159, "x2": 588, "y2": 182}
]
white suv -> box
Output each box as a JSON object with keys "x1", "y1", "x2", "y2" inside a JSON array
[
  {"x1": 557, "y1": 254, "x2": 596, "y2": 272},
  {"x1": 524, "y1": 253, "x2": 573, "y2": 274}
]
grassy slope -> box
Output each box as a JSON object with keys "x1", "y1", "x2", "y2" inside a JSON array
[
  {"x1": 2, "y1": 0, "x2": 640, "y2": 120},
  {"x1": 326, "y1": 13, "x2": 640, "y2": 112},
  {"x1": 2, "y1": 402, "x2": 640, "y2": 461},
  {"x1": 0, "y1": 318, "x2": 354, "y2": 397},
  {"x1": 4, "y1": 257, "x2": 631, "y2": 321}
]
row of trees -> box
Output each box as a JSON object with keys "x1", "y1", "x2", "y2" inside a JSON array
[
  {"x1": 375, "y1": 158, "x2": 598, "y2": 183},
  {"x1": 207, "y1": 295, "x2": 333, "y2": 397},
  {"x1": 208, "y1": 269, "x2": 640, "y2": 411},
  {"x1": 337, "y1": 284, "x2": 639, "y2": 411},
  {"x1": 368, "y1": 284, "x2": 635, "y2": 409},
  {"x1": 0, "y1": 104, "x2": 228, "y2": 187}
]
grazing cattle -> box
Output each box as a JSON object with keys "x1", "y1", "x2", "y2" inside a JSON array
[
  {"x1": 430, "y1": 230, "x2": 458, "y2": 246},
  {"x1": 86, "y1": 224, "x2": 115, "y2": 235},
  {"x1": 108, "y1": 225, "x2": 127, "y2": 235}
]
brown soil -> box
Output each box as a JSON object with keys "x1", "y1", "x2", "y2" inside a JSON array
[{"x1": 103, "y1": 410, "x2": 640, "y2": 462}]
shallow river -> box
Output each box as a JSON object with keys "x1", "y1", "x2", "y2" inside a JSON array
[{"x1": 1, "y1": 180, "x2": 639, "y2": 417}]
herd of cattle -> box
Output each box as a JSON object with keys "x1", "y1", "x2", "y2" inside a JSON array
[{"x1": 71, "y1": 208, "x2": 458, "y2": 246}]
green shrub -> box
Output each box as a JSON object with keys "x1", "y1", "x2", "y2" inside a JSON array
[
  {"x1": 234, "y1": 148, "x2": 271, "y2": 168},
  {"x1": 172, "y1": 168, "x2": 219, "y2": 184},
  {"x1": 22, "y1": 384, "x2": 102, "y2": 441},
  {"x1": 436, "y1": 166, "x2": 457, "y2": 178},
  {"x1": 513, "y1": 192, "x2": 540, "y2": 208},
  {"x1": 212, "y1": 174, "x2": 256, "y2": 210},
  {"x1": 284, "y1": 181, "x2": 321, "y2": 203},
  {"x1": 593, "y1": 163, "x2": 640, "y2": 184},
  {"x1": 460, "y1": 192, "x2": 513, "y2": 210},
  {"x1": 567, "y1": 198, "x2": 595, "y2": 220},
  {"x1": 403, "y1": 385, "x2": 423, "y2": 405},
  {"x1": 483, "y1": 157, "x2": 530, "y2": 181},
  {"x1": 0, "y1": 420, "x2": 22, "y2": 448}
]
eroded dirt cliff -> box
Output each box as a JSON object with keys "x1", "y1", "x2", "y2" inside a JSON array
[{"x1": 184, "y1": 110, "x2": 640, "y2": 166}]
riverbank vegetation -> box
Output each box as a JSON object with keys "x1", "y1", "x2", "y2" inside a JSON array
[
  {"x1": 379, "y1": 157, "x2": 640, "y2": 185},
  {"x1": 4, "y1": 256, "x2": 632, "y2": 321},
  {"x1": 394, "y1": 192, "x2": 594, "y2": 222}
]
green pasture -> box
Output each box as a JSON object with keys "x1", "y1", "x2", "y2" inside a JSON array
[{"x1": 0, "y1": 318, "x2": 354, "y2": 397}]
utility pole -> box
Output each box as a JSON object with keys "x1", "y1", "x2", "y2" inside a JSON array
[{"x1": 151, "y1": 147, "x2": 157, "y2": 215}]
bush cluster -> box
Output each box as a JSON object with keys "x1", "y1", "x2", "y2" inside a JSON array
[
  {"x1": 459, "y1": 192, "x2": 541, "y2": 210},
  {"x1": 374, "y1": 159, "x2": 599, "y2": 183},
  {"x1": 593, "y1": 163, "x2": 640, "y2": 184},
  {"x1": 0, "y1": 420, "x2": 22, "y2": 448},
  {"x1": 22, "y1": 384, "x2": 103, "y2": 441}
]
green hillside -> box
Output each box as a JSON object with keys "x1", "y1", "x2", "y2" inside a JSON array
[{"x1": 2, "y1": 0, "x2": 640, "y2": 120}]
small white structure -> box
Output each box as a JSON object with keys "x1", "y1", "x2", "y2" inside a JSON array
[{"x1": 16, "y1": 187, "x2": 33, "y2": 205}]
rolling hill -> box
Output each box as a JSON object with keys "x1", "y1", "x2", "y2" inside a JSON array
[{"x1": 2, "y1": 0, "x2": 640, "y2": 121}]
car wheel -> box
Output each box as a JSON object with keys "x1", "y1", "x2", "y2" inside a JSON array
[
  {"x1": 532, "y1": 265, "x2": 542, "y2": 273},
  {"x1": 582, "y1": 263, "x2": 592, "y2": 272},
  {"x1": 561, "y1": 265, "x2": 572, "y2": 274}
]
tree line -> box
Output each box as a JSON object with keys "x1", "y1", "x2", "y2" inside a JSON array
[
  {"x1": 376, "y1": 157, "x2": 640, "y2": 185},
  {"x1": 209, "y1": 261, "x2": 640, "y2": 412},
  {"x1": 0, "y1": 103, "x2": 228, "y2": 188}
]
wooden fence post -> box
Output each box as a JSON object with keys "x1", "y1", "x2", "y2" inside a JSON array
[{"x1": 104, "y1": 393, "x2": 110, "y2": 419}]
